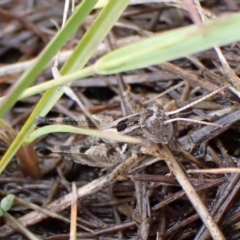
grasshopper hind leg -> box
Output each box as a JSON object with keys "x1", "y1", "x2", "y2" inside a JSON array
[{"x1": 35, "y1": 143, "x2": 126, "y2": 168}]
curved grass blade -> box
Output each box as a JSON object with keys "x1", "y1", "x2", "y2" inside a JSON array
[
  {"x1": 25, "y1": 125, "x2": 141, "y2": 145},
  {"x1": 95, "y1": 13, "x2": 240, "y2": 74}
]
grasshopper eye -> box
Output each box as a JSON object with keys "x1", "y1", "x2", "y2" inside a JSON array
[{"x1": 35, "y1": 145, "x2": 52, "y2": 155}]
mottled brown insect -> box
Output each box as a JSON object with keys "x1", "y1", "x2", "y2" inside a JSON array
[
  {"x1": 35, "y1": 102, "x2": 173, "y2": 167},
  {"x1": 35, "y1": 85, "x2": 226, "y2": 168}
]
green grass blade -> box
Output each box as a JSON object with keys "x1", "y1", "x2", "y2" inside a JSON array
[
  {"x1": 0, "y1": 66, "x2": 94, "y2": 101},
  {"x1": 0, "y1": 0, "x2": 97, "y2": 118},
  {"x1": 0, "y1": 0, "x2": 129, "y2": 174},
  {"x1": 0, "y1": 0, "x2": 98, "y2": 174},
  {"x1": 61, "y1": 0, "x2": 130, "y2": 75},
  {"x1": 95, "y1": 13, "x2": 240, "y2": 74},
  {"x1": 27, "y1": 0, "x2": 129, "y2": 119}
]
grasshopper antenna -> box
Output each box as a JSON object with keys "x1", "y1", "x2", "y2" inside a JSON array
[
  {"x1": 164, "y1": 118, "x2": 222, "y2": 127},
  {"x1": 167, "y1": 85, "x2": 229, "y2": 116}
]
